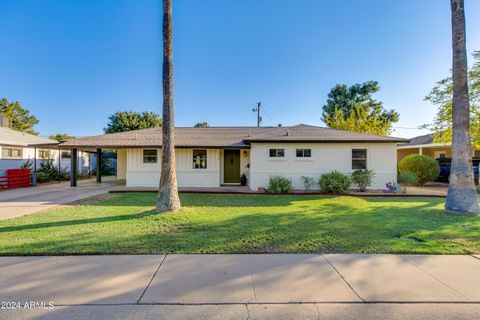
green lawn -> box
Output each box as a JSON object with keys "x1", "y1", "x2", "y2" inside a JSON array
[{"x1": 0, "y1": 193, "x2": 479, "y2": 255}]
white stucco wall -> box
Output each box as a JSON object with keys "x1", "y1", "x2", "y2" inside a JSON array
[
  {"x1": 126, "y1": 148, "x2": 221, "y2": 187},
  {"x1": 0, "y1": 146, "x2": 90, "y2": 173},
  {"x1": 249, "y1": 142, "x2": 397, "y2": 190}
]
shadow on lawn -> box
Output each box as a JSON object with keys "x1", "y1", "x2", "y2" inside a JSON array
[
  {"x1": 77, "y1": 192, "x2": 448, "y2": 208},
  {"x1": 1, "y1": 194, "x2": 477, "y2": 255}
]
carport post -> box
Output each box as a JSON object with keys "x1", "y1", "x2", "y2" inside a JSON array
[
  {"x1": 70, "y1": 148, "x2": 77, "y2": 187},
  {"x1": 58, "y1": 148, "x2": 61, "y2": 183},
  {"x1": 32, "y1": 147, "x2": 37, "y2": 187},
  {"x1": 96, "y1": 148, "x2": 101, "y2": 183}
]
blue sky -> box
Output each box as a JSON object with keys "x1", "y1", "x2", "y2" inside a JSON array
[{"x1": 1, "y1": 0, "x2": 479, "y2": 138}]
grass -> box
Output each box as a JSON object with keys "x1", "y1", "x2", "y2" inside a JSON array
[{"x1": 0, "y1": 193, "x2": 479, "y2": 255}]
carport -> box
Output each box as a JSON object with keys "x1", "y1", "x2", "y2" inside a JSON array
[{"x1": 28, "y1": 142, "x2": 103, "y2": 187}]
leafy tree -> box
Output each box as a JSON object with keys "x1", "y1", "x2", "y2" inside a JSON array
[
  {"x1": 104, "y1": 111, "x2": 162, "y2": 133},
  {"x1": 194, "y1": 122, "x2": 209, "y2": 128},
  {"x1": 49, "y1": 133, "x2": 75, "y2": 142},
  {"x1": 156, "y1": 0, "x2": 181, "y2": 212},
  {"x1": 322, "y1": 81, "x2": 399, "y2": 135},
  {"x1": 423, "y1": 50, "x2": 480, "y2": 148},
  {"x1": 0, "y1": 98, "x2": 39, "y2": 135},
  {"x1": 325, "y1": 104, "x2": 393, "y2": 135}
]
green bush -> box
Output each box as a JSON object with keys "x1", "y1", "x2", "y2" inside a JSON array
[
  {"x1": 300, "y1": 176, "x2": 316, "y2": 191},
  {"x1": 318, "y1": 171, "x2": 351, "y2": 193},
  {"x1": 398, "y1": 155, "x2": 440, "y2": 185},
  {"x1": 351, "y1": 169, "x2": 375, "y2": 191},
  {"x1": 267, "y1": 176, "x2": 293, "y2": 193},
  {"x1": 398, "y1": 171, "x2": 417, "y2": 186},
  {"x1": 36, "y1": 160, "x2": 69, "y2": 183}
]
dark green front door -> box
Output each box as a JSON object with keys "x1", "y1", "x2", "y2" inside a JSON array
[{"x1": 224, "y1": 150, "x2": 240, "y2": 183}]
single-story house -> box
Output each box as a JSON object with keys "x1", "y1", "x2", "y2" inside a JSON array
[
  {"x1": 60, "y1": 124, "x2": 407, "y2": 190},
  {"x1": 397, "y1": 133, "x2": 480, "y2": 162},
  {"x1": 0, "y1": 117, "x2": 91, "y2": 174}
]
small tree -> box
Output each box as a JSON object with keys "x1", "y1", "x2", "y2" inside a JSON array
[
  {"x1": 104, "y1": 111, "x2": 162, "y2": 133},
  {"x1": 194, "y1": 122, "x2": 209, "y2": 128},
  {"x1": 422, "y1": 50, "x2": 480, "y2": 148},
  {"x1": 0, "y1": 98, "x2": 39, "y2": 135}
]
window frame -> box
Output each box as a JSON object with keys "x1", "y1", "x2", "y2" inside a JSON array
[
  {"x1": 434, "y1": 151, "x2": 447, "y2": 159},
  {"x1": 268, "y1": 148, "x2": 286, "y2": 160},
  {"x1": 192, "y1": 149, "x2": 208, "y2": 169},
  {"x1": 1, "y1": 147, "x2": 23, "y2": 159},
  {"x1": 61, "y1": 150, "x2": 71, "y2": 159},
  {"x1": 295, "y1": 148, "x2": 312, "y2": 159},
  {"x1": 351, "y1": 148, "x2": 368, "y2": 170},
  {"x1": 38, "y1": 149, "x2": 51, "y2": 159},
  {"x1": 142, "y1": 149, "x2": 158, "y2": 164}
]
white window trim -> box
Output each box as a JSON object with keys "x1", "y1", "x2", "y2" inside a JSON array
[
  {"x1": 142, "y1": 149, "x2": 158, "y2": 164},
  {"x1": 295, "y1": 148, "x2": 313, "y2": 161},
  {"x1": 1, "y1": 147, "x2": 23, "y2": 159},
  {"x1": 193, "y1": 149, "x2": 208, "y2": 170},
  {"x1": 351, "y1": 147, "x2": 369, "y2": 170},
  {"x1": 267, "y1": 147, "x2": 287, "y2": 161}
]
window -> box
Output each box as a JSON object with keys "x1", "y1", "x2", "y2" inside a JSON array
[
  {"x1": 296, "y1": 148, "x2": 312, "y2": 158},
  {"x1": 475, "y1": 150, "x2": 480, "y2": 158},
  {"x1": 193, "y1": 149, "x2": 207, "y2": 169},
  {"x1": 434, "y1": 151, "x2": 447, "y2": 159},
  {"x1": 352, "y1": 149, "x2": 367, "y2": 169},
  {"x1": 269, "y1": 148, "x2": 285, "y2": 158},
  {"x1": 1, "y1": 147, "x2": 22, "y2": 159},
  {"x1": 143, "y1": 149, "x2": 158, "y2": 163},
  {"x1": 38, "y1": 149, "x2": 51, "y2": 159},
  {"x1": 61, "y1": 151, "x2": 71, "y2": 159}
]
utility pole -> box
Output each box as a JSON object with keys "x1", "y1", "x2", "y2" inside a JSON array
[{"x1": 252, "y1": 102, "x2": 262, "y2": 127}]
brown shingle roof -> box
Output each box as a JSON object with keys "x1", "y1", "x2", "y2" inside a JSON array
[
  {"x1": 398, "y1": 133, "x2": 435, "y2": 147},
  {"x1": 59, "y1": 124, "x2": 408, "y2": 149}
]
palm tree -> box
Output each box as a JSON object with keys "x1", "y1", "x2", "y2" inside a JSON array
[
  {"x1": 445, "y1": 0, "x2": 479, "y2": 215},
  {"x1": 156, "y1": 0, "x2": 181, "y2": 212}
]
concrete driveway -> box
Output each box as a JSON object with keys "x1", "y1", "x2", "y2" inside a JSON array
[
  {"x1": 0, "y1": 177, "x2": 120, "y2": 220},
  {"x1": 0, "y1": 254, "x2": 479, "y2": 319}
]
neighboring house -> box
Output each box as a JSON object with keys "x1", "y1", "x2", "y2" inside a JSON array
[
  {"x1": 0, "y1": 123, "x2": 91, "y2": 174},
  {"x1": 397, "y1": 133, "x2": 480, "y2": 162},
  {"x1": 60, "y1": 124, "x2": 407, "y2": 190}
]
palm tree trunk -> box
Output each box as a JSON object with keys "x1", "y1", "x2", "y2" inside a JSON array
[
  {"x1": 156, "y1": 0, "x2": 181, "y2": 212},
  {"x1": 445, "y1": 0, "x2": 479, "y2": 214}
]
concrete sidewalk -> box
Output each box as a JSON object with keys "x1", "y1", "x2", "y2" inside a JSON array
[
  {"x1": 1, "y1": 254, "x2": 479, "y2": 319},
  {"x1": 0, "y1": 177, "x2": 120, "y2": 220}
]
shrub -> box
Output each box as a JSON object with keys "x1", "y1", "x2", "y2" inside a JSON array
[
  {"x1": 351, "y1": 169, "x2": 375, "y2": 191},
  {"x1": 398, "y1": 171, "x2": 417, "y2": 186},
  {"x1": 21, "y1": 159, "x2": 33, "y2": 169},
  {"x1": 398, "y1": 155, "x2": 440, "y2": 185},
  {"x1": 36, "y1": 160, "x2": 69, "y2": 183},
  {"x1": 267, "y1": 176, "x2": 292, "y2": 193},
  {"x1": 300, "y1": 176, "x2": 316, "y2": 191},
  {"x1": 318, "y1": 171, "x2": 351, "y2": 193}
]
